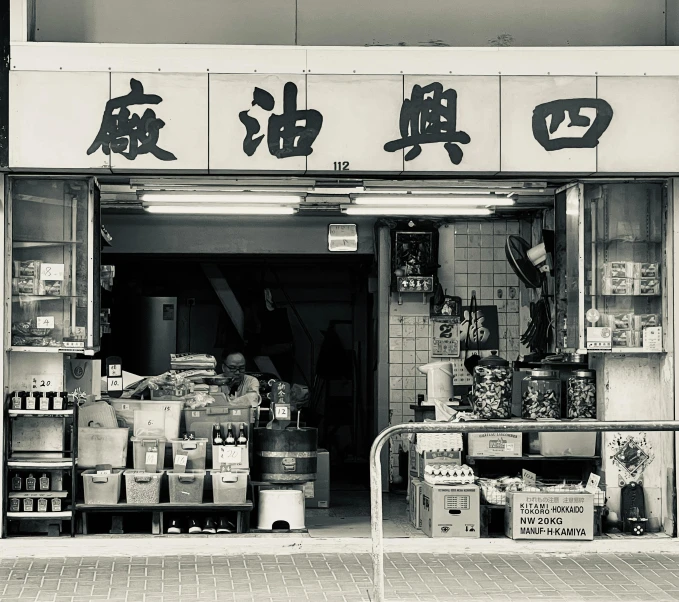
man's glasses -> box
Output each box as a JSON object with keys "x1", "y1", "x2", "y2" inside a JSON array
[{"x1": 224, "y1": 365, "x2": 246, "y2": 373}]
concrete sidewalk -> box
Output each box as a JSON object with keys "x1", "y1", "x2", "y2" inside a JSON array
[{"x1": 2, "y1": 549, "x2": 679, "y2": 602}]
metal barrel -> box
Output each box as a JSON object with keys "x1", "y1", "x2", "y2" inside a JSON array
[{"x1": 254, "y1": 427, "x2": 318, "y2": 482}]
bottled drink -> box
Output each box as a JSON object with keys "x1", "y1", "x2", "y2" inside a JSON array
[
  {"x1": 237, "y1": 423, "x2": 248, "y2": 446},
  {"x1": 25, "y1": 393, "x2": 37, "y2": 411},
  {"x1": 52, "y1": 393, "x2": 64, "y2": 411},
  {"x1": 12, "y1": 473, "x2": 22, "y2": 491},
  {"x1": 39, "y1": 473, "x2": 50, "y2": 491},
  {"x1": 224, "y1": 424, "x2": 236, "y2": 446},
  {"x1": 25, "y1": 474, "x2": 36, "y2": 491},
  {"x1": 212, "y1": 424, "x2": 223, "y2": 446}
]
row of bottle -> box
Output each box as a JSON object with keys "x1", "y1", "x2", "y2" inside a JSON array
[
  {"x1": 10, "y1": 391, "x2": 68, "y2": 411},
  {"x1": 212, "y1": 423, "x2": 248, "y2": 447},
  {"x1": 12, "y1": 473, "x2": 52, "y2": 492},
  {"x1": 9, "y1": 498, "x2": 62, "y2": 513}
]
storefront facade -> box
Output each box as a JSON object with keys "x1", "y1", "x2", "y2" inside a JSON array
[{"x1": 3, "y1": 4, "x2": 679, "y2": 537}]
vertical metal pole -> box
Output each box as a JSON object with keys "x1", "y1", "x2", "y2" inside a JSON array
[{"x1": 370, "y1": 431, "x2": 388, "y2": 602}]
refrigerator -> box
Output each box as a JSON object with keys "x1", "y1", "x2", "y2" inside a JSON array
[{"x1": 138, "y1": 296, "x2": 177, "y2": 376}]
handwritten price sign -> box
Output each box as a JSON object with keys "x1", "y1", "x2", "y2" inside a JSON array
[
  {"x1": 39, "y1": 263, "x2": 65, "y2": 281},
  {"x1": 36, "y1": 316, "x2": 55, "y2": 329},
  {"x1": 218, "y1": 446, "x2": 242, "y2": 465}
]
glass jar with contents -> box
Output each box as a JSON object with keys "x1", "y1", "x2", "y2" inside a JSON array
[
  {"x1": 567, "y1": 370, "x2": 596, "y2": 419},
  {"x1": 522, "y1": 369, "x2": 561, "y2": 419},
  {"x1": 472, "y1": 352, "x2": 513, "y2": 419}
]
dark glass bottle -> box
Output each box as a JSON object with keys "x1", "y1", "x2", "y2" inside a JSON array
[
  {"x1": 225, "y1": 424, "x2": 236, "y2": 446},
  {"x1": 212, "y1": 424, "x2": 223, "y2": 446},
  {"x1": 237, "y1": 423, "x2": 248, "y2": 446}
]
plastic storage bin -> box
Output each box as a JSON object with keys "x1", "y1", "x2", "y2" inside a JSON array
[
  {"x1": 124, "y1": 470, "x2": 163, "y2": 504},
  {"x1": 168, "y1": 470, "x2": 205, "y2": 503},
  {"x1": 78, "y1": 428, "x2": 129, "y2": 468},
  {"x1": 131, "y1": 437, "x2": 167, "y2": 471},
  {"x1": 82, "y1": 469, "x2": 123, "y2": 504},
  {"x1": 211, "y1": 470, "x2": 247, "y2": 504},
  {"x1": 170, "y1": 438, "x2": 208, "y2": 470},
  {"x1": 111, "y1": 400, "x2": 183, "y2": 440},
  {"x1": 539, "y1": 432, "x2": 596, "y2": 457}
]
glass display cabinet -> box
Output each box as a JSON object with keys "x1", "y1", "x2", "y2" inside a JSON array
[
  {"x1": 560, "y1": 182, "x2": 667, "y2": 354},
  {"x1": 6, "y1": 177, "x2": 101, "y2": 354}
]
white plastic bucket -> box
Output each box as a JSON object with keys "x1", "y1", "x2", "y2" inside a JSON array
[{"x1": 418, "y1": 361, "x2": 455, "y2": 404}]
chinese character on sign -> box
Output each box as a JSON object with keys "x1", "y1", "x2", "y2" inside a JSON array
[
  {"x1": 461, "y1": 309, "x2": 491, "y2": 345},
  {"x1": 532, "y1": 98, "x2": 613, "y2": 151},
  {"x1": 87, "y1": 78, "x2": 176, "y2": 161},
  {"x1": 384, "y1": 83, "x2": 471, "y2": 164},
  {"x1": 239, "y1": 82, "x2": 323, "y2": 158}
]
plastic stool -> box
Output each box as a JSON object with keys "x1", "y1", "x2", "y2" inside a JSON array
[{"x1": 257, "y1": 489, "x2": 305, "y2": 530}]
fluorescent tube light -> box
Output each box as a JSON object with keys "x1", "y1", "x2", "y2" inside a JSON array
[
  {"x1": 352, "y1": 196, "x2": 514, "y2": 207},
  {"x1": 342, "y1": 206, "x2": 493, "y2": 216},
  {"x1": 144, "y1": 205, "x2": 297, "y2": 215},
  {"x1": 140, "y1": 193, "x2": 303, "y2": 204}
]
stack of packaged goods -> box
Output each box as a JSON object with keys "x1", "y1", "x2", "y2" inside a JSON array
[
  {"x1": 169, "y1": 353, "x2": 218, "y2": 395},
  {"x1": 602, "y1": 262, "x2": 660, "y2": 297},
  {"x1": 602, "y1": 311, "x2": 660, "y2": 349}
]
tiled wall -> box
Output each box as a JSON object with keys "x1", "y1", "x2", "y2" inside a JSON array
[{"x1": 388, "y1": 220, "x2": 526, "y2": 480}]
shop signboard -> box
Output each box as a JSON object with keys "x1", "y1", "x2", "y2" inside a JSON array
[
  {"x1": 505, "y1": 492, "x2": 594, "y2": 540},
  {"x1": 9, "y1": 71, "x2": 679, "y2": 173}
]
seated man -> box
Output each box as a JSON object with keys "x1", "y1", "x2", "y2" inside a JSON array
[{"x1": 220, "y1": 348, "x2": 261, "y2": 407}]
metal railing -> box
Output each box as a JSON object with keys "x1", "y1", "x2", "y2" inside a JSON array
[{"x1": 370, "y1": 419, "x2": 679, "y2": 602}]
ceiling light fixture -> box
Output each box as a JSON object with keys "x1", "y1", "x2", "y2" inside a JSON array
[
  {"x1": 352, "y1": 195, "x2": 515, "y2": 207},
  {"x1": 144, "y1": 204, "x2": 298, "y2": 215},
  {"x1": 140, "y1": 193, "x2": 303, "y2": 204},
  {"x1": 341, "y1": 206, "x2": 493, "y2": 216}
]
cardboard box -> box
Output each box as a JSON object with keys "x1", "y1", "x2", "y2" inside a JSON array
[
  {"x1": 409, "y1": 441, "x2": 418, "y2": 477},
  {"x1": 538, "y1": 432, "x2": 596, "y2": 457},
  {"x1": 505, "y1": 492, "x2": 594, "y2": 540},
  {"x1": 467, "y1": 432, "x2": 522, "y2": 457},
  {"x1": 420, "y1": 483, "x2": 480, "y2": 538},
  {"x1": 307, "y1": 449, "x2": 330, "y2": 508},
  {"x1": 418, "y1": 450, "x2": 462, "y2": 477},
  {"x1": 410, "y1": 478, "x2": 422, "y2": 529}
]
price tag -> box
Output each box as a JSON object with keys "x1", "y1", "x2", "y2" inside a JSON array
[
  {"x1": 36, "y1": 316, "x2": 55, "y2": 329},
  {"x1": 192, "y1": 411, "x2": 200, "y2": 417},
  {"x1": 522, "y1": 469, "x2": 537, "y2": 487},
  {"x1": 145, "y1": 451, "x2": 158, "y2": 466},
  {"x1": 39, "y1": 263, "x2": 65, "y2": 281},
  {"x1": 585, "y1": 473, "x2": 601, "y2": 494},
  {"x1": 107, "y1": 377, "x2": 123, "y2": 392},
  {"x1": 275, "y1": 405, "x2": 290, "y2": 420},
  {"x1": 31, "y1": 373, "x2": 63, "y2": 391},
  {"x1": 174, "y1": 452, "x2": 188, "y2": 473},
  {"x1": 218, "y1": 446, "x2": 242, "y2": 465},
  {"x1": 121, "y1": 403, "x2": 130, "y2": 411}
]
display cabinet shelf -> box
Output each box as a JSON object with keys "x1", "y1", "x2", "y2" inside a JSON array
[
  {"x1": 13, "y1": 240, "x2": 82, "y2": 249},
  {"x1": 9, "y1": 492, "x2": 69, "y2": 498},
  {"x1": 9, "y1": 346, "x2": 80, "y2": 353},
  {"x1": 467, "y1": 454, "x2": 600, "y2": 462},
  {"x1": 8, "y1": 459, "x2": 73, "y2": 469},
  {"x1": 7, "y1": 512, "x2": 72, "y2": 520},
  {"x1": 9, "y1": 409, "x2": 73, "y2": 417},
  {"x1": 12, "y1": 295, "x2": 82, "y2": 302}
]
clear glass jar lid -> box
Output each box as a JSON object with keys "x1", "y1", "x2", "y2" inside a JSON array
[
  {"x1": 530, "y1": 368, "x2": 558, "y2": 378},
  {"x1": 573, "y1": 369, "x2": 595, "y2": 378}
]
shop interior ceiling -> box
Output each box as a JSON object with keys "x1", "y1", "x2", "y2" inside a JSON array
[{"x1": 98, "y1": 177, "x2": 557, "y2": 216}]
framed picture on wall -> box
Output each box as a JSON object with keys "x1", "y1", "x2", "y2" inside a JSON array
[{"x1": 391, "y1": 226, "x2": 439, "y2": 293}]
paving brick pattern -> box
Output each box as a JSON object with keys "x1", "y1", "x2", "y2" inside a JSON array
[{"x1": 2, "y1": 552, "x2": 679, "y2": 602}]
